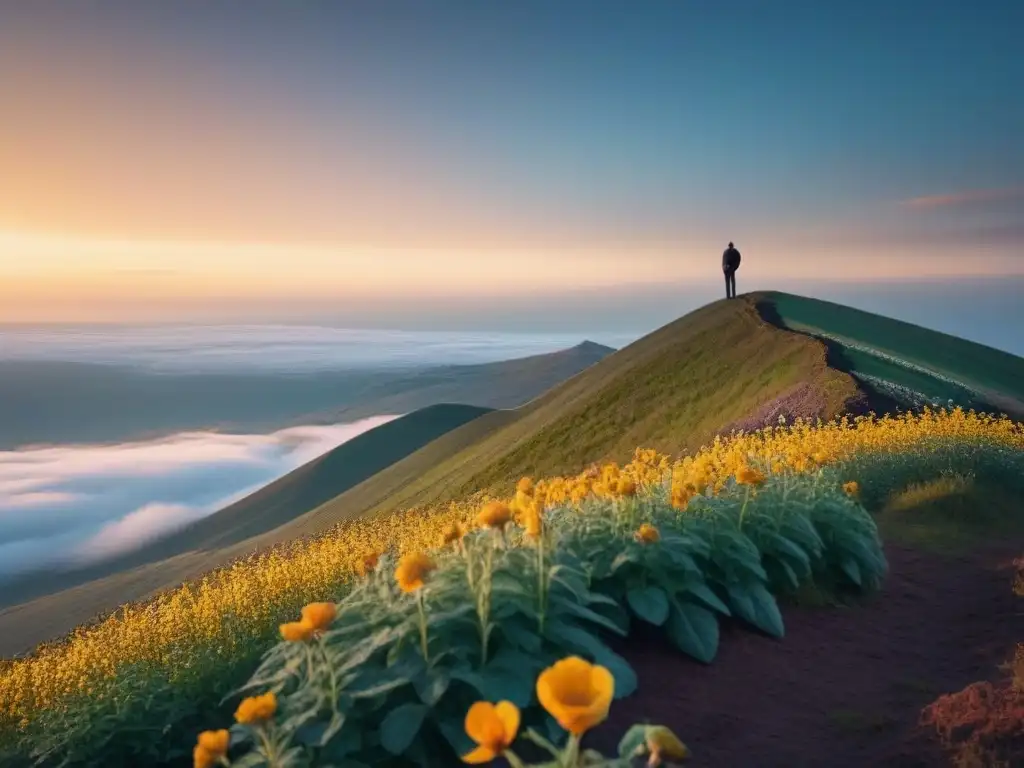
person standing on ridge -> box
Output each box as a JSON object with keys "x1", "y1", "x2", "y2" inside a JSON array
[{"x1": 722, "y1": 241, "x2": 741, "y2": 299}]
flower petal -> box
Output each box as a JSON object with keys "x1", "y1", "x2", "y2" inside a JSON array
[
  {"x1": 590, "y1": 664, "x2": 615, "y2": 712},
  {"x1": 464, "y1": 701, "x2": 498, "y2": 745},
  {"x1": 461, "y1": 745, "x2": 498, "y2": 764},
  {"x1": 494, "y1": 701, "x2": 520, "y2": 743}
]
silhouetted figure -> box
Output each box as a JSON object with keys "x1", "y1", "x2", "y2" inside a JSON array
[{"x1": 722, "y1": 241, "x2": 741, "y2": 299}]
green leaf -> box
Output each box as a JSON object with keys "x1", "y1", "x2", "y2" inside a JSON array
[
  {"x1": 451, "y1": 665, "x2": 535, "y2": 708},
  {"x1": 556, "y1": 597, "x2": 629, "y2": 634},
  {"x1": 499, "y1": 618, "x2": 542, "y2": 653},
  {"x1": 680, "y1": 582, "x2": 731, "y2": 616},
  {"x1": 728, "y1": 582, "x2": 785, "y2": 638},
  {"x1": 323, "y1": 719, "x2": 359, "y2": 757},
  {"x1": 414, "y1": 669, "x2": 451, "y2": 706},
  {"x1": 609, "y1": 549, "x2": 639, "y2": 575},
  {"x1": 438, "y1": 716, "x2": 475, "y2": 759},
  {"x1": 840, "y1": 558, "x2": 862, "y2": 586},
  {"x1": 346, "y1": 673, "x2": 410, "y2": 701},
  {"x1": 617, "y1": 724, "x2": 649, "y2": 759},
  {"x1": 626, "y1": 586, "x2": 670, "y2": 626},
  {"x1": 665, "y1": 601, "x2": 719, "y2": 663},
  {"x1": 379, "y1": 702, "x2": 430, "y2": 755}
]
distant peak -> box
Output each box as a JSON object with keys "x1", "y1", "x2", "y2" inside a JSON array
[{"x1": 573, "y1": 340, "x2": 616, "y2": 354}]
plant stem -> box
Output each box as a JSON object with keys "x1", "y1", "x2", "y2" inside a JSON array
[
  {"x1": 415, "y1": 590, "x2": 430, "y2": 663},
  {"x1": 537, "y1": 527, "x2": 547, "y2": 635},
  {"x1": 315, "y1": 637, "x2": 339, "y2": 714},
  {"x1": 477, "y1": 539, "x2": 494, "y2": 667},
  {"x1": 738, "y1": 485, "x2": 752, "y2": 531},
  {"x1": 304, "y1": 643, "x2": 315, "y2": 682}
]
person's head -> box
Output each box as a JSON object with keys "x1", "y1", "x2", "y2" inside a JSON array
[{"x1": 728, "y1": 242, "x2": 734, "y2": 248}]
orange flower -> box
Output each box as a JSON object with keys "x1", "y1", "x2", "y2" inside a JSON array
[
  {"x1": 616, "y1": 477, "x2": 638, "y2": 497},
  {"x1": 478, "y1": 500, "x2": 513, "y2": 530},
  {"x1": 516, "y1": 476, "x2": 534, "y2": 495},
  {"x1": 461, "y1": 701, "x2": 520, "y2": 763},
  {"x1": 300, "y1": 602, "x2": 337, "y2": 632},
  {"x1": 279, "y1": 621, "x2": 314, "y2": 642},
  {"x1": 442, "y1": 522, "x2": 466, "y2": 547},
  {"x1": 735, "y1": 465, "x2": 766, "y2": 486},
  {"x1": 671, "y1": 486, "x2": 693, "y2": 511},
  {"x1": 536, "y1": 656, "x2": 614, "y2": 736},
  {"x1": 234, "y1": 692, "x2": 277, "y2": 725},
  {"x1": 842, "y1": 481, "x2": 860, "y2": 498},
  {"x1": 521, "y1": 502, "x2": 543, "y2": 538},
  {"x1": 193, "y1": 729, "x2": 229, "y2": 768},
  {"x1": 357, "y1": 551, "x2": 380, "y2": 576},
  {"x1": 635, "y1": 523, "x2": 660, "y2": 544},
  {"x1": 395, "y1": 551, "x2": 437, "y2": 593}
]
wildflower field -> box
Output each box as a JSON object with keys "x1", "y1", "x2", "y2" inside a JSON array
[{"x1": 2, "y1": 408, "x2": 1023, "y2": 767}]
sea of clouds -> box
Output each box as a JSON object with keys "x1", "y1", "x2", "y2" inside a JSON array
[
  {"x1": 0, "y1": 325, "x2": 639, "y2": 374},
  {"x1": 0, "y1": 415, "x2": 398, "y2": 580}
]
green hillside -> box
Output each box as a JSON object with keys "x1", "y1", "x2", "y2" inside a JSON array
[
  {"x1": 153, "y1": 403, "x2": 495, "y2": 552},
  {"x1": 757, "y1": 291, "x2": 1024, "y2": 416},
  {"x1": 307, "y1": 296, "x2": 861, "y2": 519}
]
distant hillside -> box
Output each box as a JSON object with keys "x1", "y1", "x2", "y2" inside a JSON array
[
  {"x1": 0, "y1": 341, "x2": 613, "y2": 449},
  {"x1": 310, "y1": 340, "x2": 614, "y2": 422},
  {"x1": 757, "y1": 292, "x2": 1024, "y2": 417}
]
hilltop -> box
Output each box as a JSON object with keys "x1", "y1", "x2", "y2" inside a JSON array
[{"x1": 2, "y1": 293, "x2": 1023, "y2": 657}]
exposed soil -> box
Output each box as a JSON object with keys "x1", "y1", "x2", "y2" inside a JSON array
[
  {"x1": 723, "y1": 381, "x2": 838, "y2": 435},
  {"x1": 590, "y1": 543, "x2": 1024, "y2": 767}
]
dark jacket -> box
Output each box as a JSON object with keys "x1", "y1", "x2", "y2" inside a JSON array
[{"x1": 723, "y1": 246, "x2": 741, "y2": 272}]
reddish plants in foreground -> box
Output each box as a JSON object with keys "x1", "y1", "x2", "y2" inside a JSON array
[{"x1": 919, "y1": 555, "x2": 1024, "y2": 767}]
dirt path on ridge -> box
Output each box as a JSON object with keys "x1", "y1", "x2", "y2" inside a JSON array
[{"x1": 590, "y1": 543, "x2": 1024, "y2": 767}]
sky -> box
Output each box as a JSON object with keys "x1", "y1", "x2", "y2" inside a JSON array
[{"x1": 1, "y1": 1, "x2": 1022, "y2": 323}]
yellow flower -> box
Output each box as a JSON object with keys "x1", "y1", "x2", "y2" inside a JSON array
[
  {"x1": 671, "y1": 487, "x2": 692, "y2": 511},
  {"x1": 395, "y1": 552, "x2": 437, "y2": 593},
  {"x1": 234, "y1": 692, "x2": 277, "y2": 725},
  {"x1": 536, "y1": 656, "x2": 614, "y2": 736},
  {"x1": 735, "y1": 465, "x2": 765, "y2": 486},
  {"x1": 300, "y1": 602, "x2": 337, "y2": 632},
  {"x1": 616, "y1": 477, "x2": 637, "y2": 497},
  {"x1": 516, "y1": 476, "x2": 534, "y2": 495},
  {"x1": 478, "y1": 500, "x2": 514, "y2": 530},
  {"x1": 357, "y1": 551, "x2": 380, "y2": 576},
  {"x1": 645, "y1": 725, "x2": 690, "y2": 765},
  {"x1": 193, "y1": 745, "x2": 217, "y2": 768},
  {"x1": 193, "y1": 729, "x2": 229, "y2": 768},
  {"x1": 442, "y1": 522, "x2": 466, "y2": 547},
  {"x1": 279, "y1": 621, "x2": 314, "y2": 642},
  {"x1": 843, "y1": 481, "x2": 860, "y2": 498},
  {"x1": 522, "y1": 503, "x2": 543, "y2": 538},
  {"x1": 461, "y1": 700, "x2": 520, "y2": 763},
  {"x1": 635, "y1": 523, "x2": 660, "y2": 544}
]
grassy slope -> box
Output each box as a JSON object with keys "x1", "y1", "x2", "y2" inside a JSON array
[
  {"x1": 308, "y1": 296, "x2": 861, "y2": 520},
  {"x1": 757, "y1": 291, "x2": 1024, "y2": 416}
]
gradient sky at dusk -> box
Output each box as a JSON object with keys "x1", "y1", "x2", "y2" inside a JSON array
[{"x1": 1, "y1": 1, "x2": 1022, "y2": 322}]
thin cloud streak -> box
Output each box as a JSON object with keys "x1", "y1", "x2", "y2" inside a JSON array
[
  {"x1": 899, "y1": 186, "x2": 1024, "y2": 210},
  {"x1": 0, "y1": 416, "x2": 398, "y2": 579}
]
